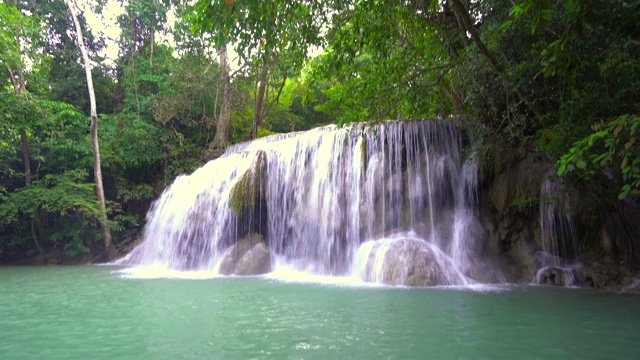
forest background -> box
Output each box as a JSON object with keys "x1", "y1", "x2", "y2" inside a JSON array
[{"x1": 0, "y1": 0, "x2": 638, "y2": 262}]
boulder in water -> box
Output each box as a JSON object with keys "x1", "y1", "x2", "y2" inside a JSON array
[
  {"x1": 536, "y1": 266, "x2": 575, "y2": 286},
  {"x1": 354, "y1": 236, "x2": 467, "y2": 286},
  {"x1": 218, "y1": 233, "x2": 274, "y2": 275}
]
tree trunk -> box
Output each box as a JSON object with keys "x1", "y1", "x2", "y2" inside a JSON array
[
  {"x1": 251, "y1": 65, "x2": 269, "y2": 140},
  {"x1": 211, "y1": 44, "x2": 231, "y2": 148},
  {"x1": 20, "y1": 128, "x2": 45, "y2": 255},
  {"x1": 150, "y1": 30, "x2": 155, "y2": 68},
  {"x1": 449, "y1": 0, "x2": 502, "y2": 72},
  {"x1": 19, "y1": 129, "x2": 32, "y2": 186},
  {"x1": 440, "y1": 80, "x2": 464, "y2": 113},
  {"x1": 66, "y1": 0, "x2": 118, "y2": 260},
  {"x1": 448, "y1": 0, "x2": 542, "y2": 118},
  {"x1": 10, "y1": 0, "x2": 45, "y2": 255}
]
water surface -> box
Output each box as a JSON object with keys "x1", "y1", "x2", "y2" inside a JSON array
[{"x1": 1, "y1": 266, "x2": 638, "y2": 359}]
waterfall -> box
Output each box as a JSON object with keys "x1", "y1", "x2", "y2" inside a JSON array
[
  {"x1": 118, "y1": 120, "x2": 495, "y2": 285},
  {"x1": 535, "y1": 175, "x2": 580, "y2": 286},
  {"x1": 539, "y1": 176, "x2": 578, "y2": 264}
]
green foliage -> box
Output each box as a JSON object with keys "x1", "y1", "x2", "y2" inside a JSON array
[
  {"x1": 117, "y1": 0, "x2": 171, "y2": 56},
  {"x1": 0, "y1": 2, "x2": 43, "y2": 85},
  {"x1": 314, "y1": 1, "x2": 449, "y2": 122},
  {"x1": 2, "y1": 0, "x2": 639, "y2": 262},
  {"x1": 192, "y1": 0, "x2": 639, "y2": 207},
  {"x1": 101, "y1": 113, "x2": 162, "y2": 171},
  {"x1": 191, "y1": 0, "x2": 326, "y2": 71},
  {"x1": 0, "y1": 169, "x2": 103, "y2": 256},
  {"x1": 558, "y1": 115, "x2": 640, "y2": 200},
  {"x1": 24, "y1": 0, "x2": 109, "y2": 114},
  {"x1": 152, "y1": 52, "x2": 220, "y2": 135},
  {"x1": 261, "y1": 78, "x2": 303, "y2": 132},
  {"x1": 2, "y1": 0, "x2": 228, "y2": 261},
  {"x1": 0, "y1": 93, "x2": 112, "y2": 258}
]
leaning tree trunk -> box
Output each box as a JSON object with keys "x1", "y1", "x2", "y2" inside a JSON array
[
  {"x1": 211, "y1": 43, "x2": 231, "y2": 148},
  {"x1": 449, "y1": 0, "x2": 501, "y2": 71},
  {"x1": 65, "y1": 0, "x2": 118, "y2": 260}
]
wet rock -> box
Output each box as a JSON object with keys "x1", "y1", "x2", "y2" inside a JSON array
[
  {"x1": 572, "y1": 264, "x2": 605, "y2": 288},
  {"x1": 621, "y1": 279, "x2": 640, "y2": 294},
  {"x1": 357, "y1": 237, "x2": 466, "y2": 286},
  {"x1": 508, "y1": 233, "x2": 540, "y2": 268},
  {"x1": 536, "y1": 266, "x2": 575, "y2": 286},
  {"x1": 487, "y1": 153, "x2": 550, "y2": 215},
  {"x1": 219, "y1": 233, "x2": 274, "y2": 275}
]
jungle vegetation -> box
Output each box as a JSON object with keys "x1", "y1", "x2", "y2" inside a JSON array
[{"x1": 0, "y1": 0, "x2": 638, "y2": 261}]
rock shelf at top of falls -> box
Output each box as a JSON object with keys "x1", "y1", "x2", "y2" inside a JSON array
[{"x1": 115, "y1": 120, "x2": 506, "y2": 286}]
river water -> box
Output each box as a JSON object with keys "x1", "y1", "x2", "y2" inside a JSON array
[{"x1": 1, "y1": 266, "x2": 638, "y2": 359}]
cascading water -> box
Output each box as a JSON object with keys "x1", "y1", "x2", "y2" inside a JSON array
[
  {"x1": 535, "y1": 175, "x2": 580, "y2": 286},
  {"x1": 118, "y1": 120, "x2": 497, "y2": 286}
]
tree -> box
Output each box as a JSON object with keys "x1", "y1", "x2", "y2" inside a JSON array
[
  {"x1": 0, "y1": 94, "x2": 113, "y2": 259},
  {"x1": 191, "y1": 0, "x2": 326, "y2": 74},
  {"x1": 25, "y1": 0, "x2": 105, "y2": 113},
  {"x1": 65, "y1": 0, "x2": 118, "y2": 260},
  {"x1": 211, "y1": 43, "x2": 231, "y2": 147},
  {"x1": 190, "y1": 0, "x2": 321, "y2": 139},
  {"x1": 116, "y1": 0, "x2": 172, "y2": 116},
  {"x1": 248, "y1": 55, "x2": 290, "y2": 139},
  {"x1": 0, "y1": 1, "x2": 47, "y2": 254}
]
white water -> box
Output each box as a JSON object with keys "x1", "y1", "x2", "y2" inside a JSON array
[
  {"x1": 118, "y1": 120, "x2": 495, "y2": 286},
  {"x1": 536, "y1": 175, "x2": 579, "y2": 285}
]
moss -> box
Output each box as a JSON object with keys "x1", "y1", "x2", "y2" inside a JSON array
[
  {"x1": 229, "y1": 151, "x2": 265, "y2": 214},
  {"x1": 361, "y1": 132, "x2": 368, "y2": 162}
]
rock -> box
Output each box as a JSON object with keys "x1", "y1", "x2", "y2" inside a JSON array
[
  {"x1": 507, "y1": 232, "x2": 540, "y2": 267},
  {"x1": 536, "y1": 266, "x2": 575, "y2": 286},
  {"x1": 572, "y1": 264, "x2": 604, "y2": 288},
  {"x1": 621, "y1": 279, "x2": 640, "y2": 294},
  {"x1": 218, "y1": 233, "x2": 274, "y2": 275},
  {"x1": 487, "y1": 152, "x2": 550, "y2": 215},
  {"x1": 357, "y1": 237, "x2": 466, "y2": 286},
  {"x1": 478, "y1": 201, "x2": 500, "y2": 253},
  {"x1": 229, "y1": 151, "x2": 266, "y2": 215}
]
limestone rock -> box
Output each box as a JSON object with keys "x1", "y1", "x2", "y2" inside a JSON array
[
  {"x1": 358, "y1": 237, "x2": 465, "y2": 286},
  {"x1": 218, "y1": 233, "x2": 274, "y2": 275},
  {"x1": 487, "y1": 152, "x2": 550, "y2": 215},
  {"x1": 536, "y1": 266, "x2": 575, "y2": 286},
  {"x1": 508, "y1": 233, "x2": 541, "y2": 267},
  {"x1": 573, "y1": 263, "x2": 614, "y2": 289}
]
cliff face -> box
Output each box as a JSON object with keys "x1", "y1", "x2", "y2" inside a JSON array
[{"x1": 476, "y1": 142, "x2": 640, "y2": 290}]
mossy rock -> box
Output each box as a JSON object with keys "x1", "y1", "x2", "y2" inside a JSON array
[{"x1": 229, "y1": 151, "x2": 265, "y2": 214}]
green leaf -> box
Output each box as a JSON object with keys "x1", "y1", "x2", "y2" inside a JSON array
[
  {"x1": 619, "y1": 184, "x2": 631, "y2": 200},
  {"x1": 613, "y1": 123, "x2": 624, "y2": 137},
  {"x1": 558, "y1": 162, "x2": 567, "y2": 175},
  {"x1": 592, "y1": 153, "x2": 608, "y2": 163}
]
